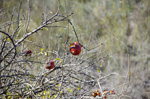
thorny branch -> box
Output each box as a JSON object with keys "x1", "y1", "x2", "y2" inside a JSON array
[{"x1": 0, "y1": 0, "x2": 123, "y2": 99}]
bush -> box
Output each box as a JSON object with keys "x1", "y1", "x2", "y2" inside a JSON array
[{"x1": 0, "y1": 0, "x2": 150, "y2": 98}]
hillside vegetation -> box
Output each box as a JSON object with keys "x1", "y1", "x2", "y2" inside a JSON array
[{"x1": 0, "y1": 0, "x2": 150, "y2": 98}]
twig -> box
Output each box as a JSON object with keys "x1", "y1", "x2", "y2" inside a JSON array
[{"x1": 0, "y1": 31, "x2": 17, "y2": 70}]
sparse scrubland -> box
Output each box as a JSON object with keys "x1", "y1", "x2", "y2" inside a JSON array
[{"x1": 0, "y1": 0, "x2": 150, "y2": 99}]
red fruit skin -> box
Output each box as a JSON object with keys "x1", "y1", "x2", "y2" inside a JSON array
[
  {"x1": 70, "y1": 44, "x2": 81, "y2": 55},
  {"x1": 24, "y1": 50, "x2": 32, "y2": 56},
  {"x1": 110, "y1": 90, "x2": 115, "y2": 94},
  {"x1": 74, "y1": 41, "x2": 79, "y2": 45},
  {"x1": 92, "y1": 93, "x2": 97, "y2": 97},
  {"x1": 45, "y1": 61, "x2": 55, "y2": 70},
  {"x1": 74, "y1": 42, "x2": 82, "y2": 47},
  {"x1": 70, "y1": 41, "x2": 82, "y2": 55}
]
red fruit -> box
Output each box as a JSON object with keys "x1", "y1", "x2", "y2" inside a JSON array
[
  {"x1": 70, "y1": 42, "x2": 81, "y2": 55},
  {"x1": 45, "y1": 60, "x2": 55, "y2": 70},
  {"x1": 97, "y1": 91, "x2": 101, "y2": 97},
  {"x1": 24, "y1": 50, "x2": 32, "y2": 56},
  {"x1": 102, "y1": 90, "x2": 109, "y2": 96},
  {"x1": 93, "y1": 90, "x2": 101, "y2": 97},
  {"x1": 92, "y1": 93, "x2": 97, "y2": 97},
  {"x1": 74, "y1": 41, "x2": 79, "y2": 45},
  {"x1": 110, "y1": 90, "x2": 115, "y2": 94}
]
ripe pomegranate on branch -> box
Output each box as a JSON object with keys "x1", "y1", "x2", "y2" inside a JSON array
[
  {"x1": 70, "y1": 41, "x2": 82, "y2": 55},
  {"x1": 45, "y1": 60, "x2": 55, "y2": 70},
  {"x1": 24, "y1": 50, "x2": 32, "y2": 56}
]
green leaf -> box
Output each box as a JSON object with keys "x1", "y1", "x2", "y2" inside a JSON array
[
  {"x1": 40, "y1": 48, "x2": 44, "y2": 54},
  {"x1": 60, "y1": 91, "x2": 62, "y2": 94},
  {"x1": 69, "y1": 89, "x2": 72, "y2": 93},
  {"x1": 35, "y1": 53, "x2": 38, "y2": 55},
  {"x1": 97, "y1": 68, "x2": 100, "y2": 73},
  {"x1": 43, "y1": 90, "x2": 47, "y2": 95},
  {"x1": 100, "y1": 64, "x2": 102, "y2": 67},
  {"x1": 6, "y1": 92, "x2": 10, "y2": 95},
  {"x1": 42, "y1": 27, "x2": 49, "y2": 31},
  {"x1": 53, "y1": 95, "x2": 56, "y2": 98},
  {"x1": 27, "y1": 85, "x2": 30, "y2": 88},
  {"x1": 56, "y1": 83, "x2": 61, "y2": 87},
  {"x1": 30, "y1": 74, "x2": 34, "y2": 78},
  {"x1": 48, "y1": 95, "x2": 51, "y2": 98},
  {"x1": 56, "y1": 58, "x2": 61, "y2": 60},
  {"x1": 6, "y1": 38, "x2": 10, "y2": 41},
  {"x1": 8, "y1": 96, "x2": 12, "y2": 99},
  {"x1": 128, "y1": 72, "x2": 131, "y2": 75},
  {"x1": 19, "y1": 24, "x2": 21, "y2": 27},
  {"x1": 15, "y1": 80, "x2": 19, "y2": 84},
  {"x1": 77, "y1": 86, "x2": 81, "y2": 90},
  {"x1": 42, "y1": 95, "x2": 45, "y2": 99}
]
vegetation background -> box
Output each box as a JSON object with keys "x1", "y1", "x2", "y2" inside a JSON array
[{"x1": 0, "y1": 0, "x2": 150, "y2": 99}]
